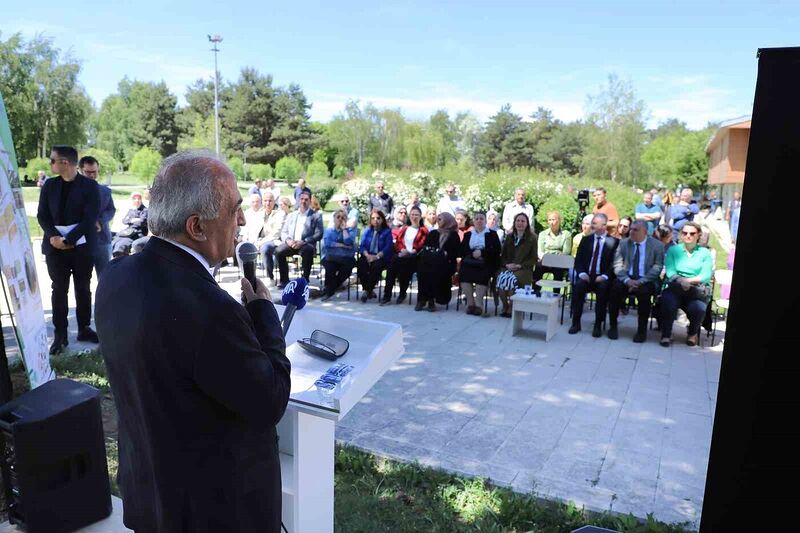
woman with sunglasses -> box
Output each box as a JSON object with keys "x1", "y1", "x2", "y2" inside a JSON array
[
  {"x1": 320, "y1": 209, "x2": 356, "y2": 301},
  {"x1": 382, "y1": 206, "x2": 428, "y2": 305},
  {"x1": 390, "y1": 206, "x2": 409, "y2": 240},
  {"x1": 357, "y1": 209, "x2": 393, "y2": 302},
  {"x1": 659, "y1": 221, "x2": 713, "y2": 347}
]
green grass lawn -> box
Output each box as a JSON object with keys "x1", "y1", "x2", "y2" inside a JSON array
[{"x1": 6, "y1": 351, "x2": 696, "y2": 532}]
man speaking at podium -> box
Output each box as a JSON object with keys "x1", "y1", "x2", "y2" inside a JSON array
[{"x1": 96, "y1": 151, "x2": 291, "y2": 532}]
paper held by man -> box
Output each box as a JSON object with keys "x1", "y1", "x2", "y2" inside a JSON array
[{"x1": 55, "y1": 223, "x2": 87, "y2": 245}]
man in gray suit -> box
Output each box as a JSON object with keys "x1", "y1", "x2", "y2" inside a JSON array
[
  {"x1": 608, "y1": 220, "x2": 665, "y2": 342},
  {"x1": 275, "y1": 190, "x2": 323, "y2": 287}
]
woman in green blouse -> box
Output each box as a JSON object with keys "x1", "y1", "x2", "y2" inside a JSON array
[
  {"x1": 532, "y1": 211, "x2": 572, "y2": 296},
  {"x1": 659, "y1": 221, "x2": 713, "y2": 347}
]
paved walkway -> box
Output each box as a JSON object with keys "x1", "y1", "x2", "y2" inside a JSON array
[
  {"x1": 25, "y1": 251, "x2": 723, "y2": 528},
  {"x1": 218, "y1": 270, "x2": 722, "y2": 528}
]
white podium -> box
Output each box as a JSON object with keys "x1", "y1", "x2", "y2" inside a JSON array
[{"x1": 276, "y1": 305, "x2": 404, "y2": 533}]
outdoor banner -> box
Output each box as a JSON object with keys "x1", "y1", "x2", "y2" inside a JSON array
[{"x1": 0, "y1": 94, "x2": 54, "y2": 388}]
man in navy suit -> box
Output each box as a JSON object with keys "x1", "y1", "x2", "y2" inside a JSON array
[
  {"x1": 275, "y1": 190, "x2": 323, "y2": 287},
  {"x1": 570, "y1": 213, "x2": 619, "y2": 337},
  {"x1": 96, "y1": 151, "x2": 291, "y2": 532},
  {"x1": 79, "y1": 156, "x2": 116, "y2": 277},
  {"x1": 37, "y1": 145, "x2": 100, "y2": 354}
]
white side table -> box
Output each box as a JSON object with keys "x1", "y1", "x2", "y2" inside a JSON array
[{"x1": 511, "y1": 293, "x2": 560, "y2": 341}]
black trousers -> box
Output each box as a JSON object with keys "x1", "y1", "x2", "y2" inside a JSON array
[
  {"x1": 275, "y1": 242, "x2": 316, "y2": 282},
  {"x1": 385, "y1": 254, "x2": 417, "y2": 296},
  {"x1": 532, "y1": 266, "x2": 568, "y2": 295},
  {"x1": 321, "y1": 257, "x2": 355, "y2": 295},
  {"x1": 571, "y1": 276, "x2": 611, "y2": 326},
  {"x1": 659, "y1": 285, "x2": 708, "y2": 338},
  {"x1": 357, "y1": 256, "x2": 386, "y2": 293},
  {"x1": 608, "y1": 279, "x2": 656, "y2": 331},
  {"x1": 45, "y1": 248, "x2": 94, "y2": 334}
]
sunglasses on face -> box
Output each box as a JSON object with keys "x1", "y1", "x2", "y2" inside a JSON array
[
  {"x1": 49, "y1": 158, "x2": 63, "y2": 164},
  {"x1": 340, "y1": 200, "x2": 350, "y2": 204},
  {"x1": 681, "y1": 231, "x2": 698, "y2": 236}
]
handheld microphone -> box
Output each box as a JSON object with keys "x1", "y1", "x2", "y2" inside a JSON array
[
  {"x1": 280, "y1": 277, "x2": 309, "y2": 336},
  {"x1": 235, "y1": 241, "x2": 259, "y2": 289}
]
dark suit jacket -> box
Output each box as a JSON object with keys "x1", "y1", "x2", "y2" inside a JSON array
[
  {"x1": 613, "y1": 236, "x2": 664, "y2": 285},
  {"x1": 460, "y1": 229, "x2": 502, "y2": 275},
  {"x1": 37, "y1": 173, "x2": 100, "y2": 255},
  {"x1": 575, "y1": 233, "x2": 619, "y2": 279},
  {"x1": 96, "y1": 237, "x2": 291, "y2": 533},
  {"x1": 280, "y1": 209, "x2": 323, "y2": 245},
  {"x1": 97, "y1": 184, "x2": 116, "y2": 244}
]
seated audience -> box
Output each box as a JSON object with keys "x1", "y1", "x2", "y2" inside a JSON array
[
  {"x1": 502, "y1": 188, "x2": 534, "y2": 232},
  {"x1": 572, "y1": 214, "x2": 594, "y2": 256},
  {"x1": 654, "y1": 224, "x2": 674, "y2": 255},
  {"x1": 436, "y1": 184, "x2": 465, "y2": 216},
  {"x1": 242, "y1": 194, "x2": 266, "y2": 244},
  {"x1": 608, "y1": 220, "x2": 665, "y2": 343},
  {"x1": 382, "y1": 206, "x2": 428, "y2": 305},
  {"x1": 390, "y1": 206, "x2": 409, "y2": 239},
  {"x1": 357, "y1": 209, "x2": 393, "y2": 302},
  {"x1": 532, "y1": 211, "x2": 572, "y2": 296},
  {"x1": 659, "y1": 221, "x2": 713, "y2": 347},
  {"x1": 454, "y1": 209, "x2": 473, "y2": 241},
  {"x1": 275, "y1": 191, "x2": 323, "y2": 286},
  {"x1": 635, "y1": 191, "x2": 662, "y2": 236},
  {"x1": 112, "y1": 192, "x2": 148, "y2": 257},
  {"x1": 424, "y1": 207, "x2": 438, "y2": 229},
  {"x1": 617, "y1": 216, "x2": 632, "y2": 240},
  {"x1": 592, "y1": 187, "x2": 620, "y2": 237},
  {"x1": 569, "y1": 213, "x2": 619, "y2": 337},
  {"x1": 258, "y1": 193, "x2": 287, "y2": 283},
  {"x1": 331, "y1": 194, "x2": 359, "y2": 230},
  {"x1": 458, "y1": 211, "x2": 501, "y2": 316},
  {"x1": 670, "y1": 188, "x2": 699, "y2": 242},
  {"x1": 320, "y1": 209, "x2": 356, "y2": 302},
  {"x1": 406, "y1": 192, "x2": 427, "y2": 216},
  {"x1": 248, "y1": 180, "x2": 262, "y2": 196},
  {"x1": 487, "y1": 209, "x2": 505, "y2": 243},
  {"x1": 416, "y1": 212, "x2": 460, "y2": 312},
  {"x1": 496, "y1": 213, "x2": 538, "y2": 317},
  {"x1": 368, "y1": 181, "x2": 394, "y2": 215}
]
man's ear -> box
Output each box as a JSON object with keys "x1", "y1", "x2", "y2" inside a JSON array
[{"x1": 185, "y1": 215, "x2": 207, "y2": 242}]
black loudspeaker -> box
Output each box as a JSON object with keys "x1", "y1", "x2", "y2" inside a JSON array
[{"x1": 0, "y1": 379, "x2": 112, "y2": 532}]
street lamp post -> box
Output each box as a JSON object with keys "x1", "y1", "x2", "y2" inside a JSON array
[
  {"x1": 243, "y1": 142, "x2": 250, "y2": 181},
  {"x1": 207, "y1": 34, "x2": 223, "y2": 157}
]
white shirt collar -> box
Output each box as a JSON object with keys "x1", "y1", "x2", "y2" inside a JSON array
[{"x1": 156, "y1": 236, "x2": 215, "y2": 276}]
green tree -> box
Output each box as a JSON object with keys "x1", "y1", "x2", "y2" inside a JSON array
[
  {"x1": 274, "y1": 156, "x2": 302, "y2": 182},
  {"x1": 249, "y1": 163, "x2": 273, "y2": 180},
  {"x1": 641, "y1": 128, "x2": 711, "y2": 191},
  {"x1": 129, "y1": 146, "x2": 162, "y2": 182},
  {"x1": 80, "y1": 148, "x2": 121, "y2": 176},
  {"x1": 306, "y1": 160, "x2": 329, "y2": 180},
  {"x1": 96, "y1": 79, "x2": 180, "y2": 163},
  {"x1": 228, "y1": 156, "x2": 244, "y2": 179},
  {"x1": 327, "y1": 100, "x2": 372, "y2": 168},
  {"x1": 265, "y1": 84, "x2": 319, "y2": 163},
  {"x1": 581, "y1": 74, "x2": 647, "y2": 185},
  {"x1": 222, "y1": 68, "x2": 277, "y2": 164},
  {"x1": 476, "y1": 104, "x2": 527, "y2": 170},
  {"x1": 0, "y1": 32, "x2": 92, "y2": 165}
]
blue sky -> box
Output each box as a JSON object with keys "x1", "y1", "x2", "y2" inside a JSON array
[{"x1": 4, "y1": 0, "x2": 798, "y2": 129}]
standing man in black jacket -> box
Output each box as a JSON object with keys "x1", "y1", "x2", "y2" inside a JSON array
[
  {"x1": 570, "y1": 213, "x2": 619, "y2": 337},
  {"x1": 96, "y1": 151, "x2": 291, "y2": 532},
  {"x1": 37, "y1": 145, "x2": 100, "y2": 354}
]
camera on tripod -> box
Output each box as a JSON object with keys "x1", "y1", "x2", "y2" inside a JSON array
[{"x1": 577, "y1": 189, "x2": 590, "y2": 209}]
